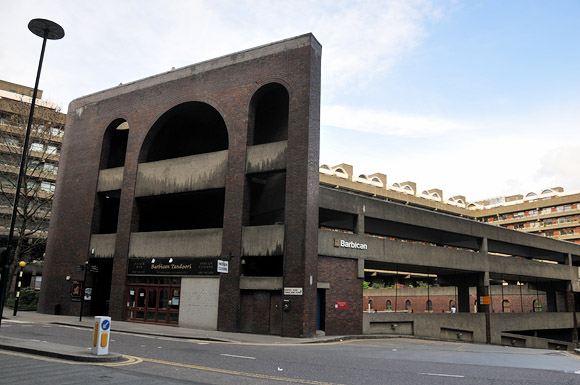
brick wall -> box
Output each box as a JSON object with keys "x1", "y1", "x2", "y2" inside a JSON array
[{"x1": 318, "y1": 256, "x2": 362, "y2": 335}]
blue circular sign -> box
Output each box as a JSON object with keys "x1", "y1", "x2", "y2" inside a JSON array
[{"x1": 101, "y1": 319, "x2": 110, "y2": 331}]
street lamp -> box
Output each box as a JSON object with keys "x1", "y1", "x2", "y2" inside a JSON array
[
  {"x1": 0, "y1": 19, "x2": 64, "y2": 327},
  {"x1": 12, "y1": 261, "x2": 27, "y2": 316}
]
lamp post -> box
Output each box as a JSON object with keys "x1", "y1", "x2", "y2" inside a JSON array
[
  {"x1": 12, "y1": 261, "x2": 27, "y2": 316},
  {"x1": 0, "y1": 19, "x2": 64, "y2": 327}
]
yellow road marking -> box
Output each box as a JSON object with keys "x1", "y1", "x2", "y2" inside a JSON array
[
  {"x1": 562, "y1": 351, "x2": 580, "y2": 360},
  {"x1": 0, "y1": 349, "x2": 140, "y2": 366},
  {"x1": 0, "y1": 350, "x2": 342, "y2": 384},
  {"x1": 142, "y1": 357, "x2": 345, "y2": 385}
]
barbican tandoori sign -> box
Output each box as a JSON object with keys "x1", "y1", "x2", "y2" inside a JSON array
[{"x1": 128, "y1": 257, "x2": 218, "y2": 275}]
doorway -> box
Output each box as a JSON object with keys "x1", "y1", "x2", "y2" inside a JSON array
[
  {"x1": 125, "y1": 277, "x2": 181, "y2": 324},
  {"x1": 316, "y1": 289, "x2": 326, "y2": 331},
  {"x1": 89, "y1": 258, "x2": 113, "y2": 316}
]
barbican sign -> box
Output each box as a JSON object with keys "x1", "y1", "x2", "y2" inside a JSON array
[{"x1": 334, "y1": 238, "x2": 368, "y2": 250}]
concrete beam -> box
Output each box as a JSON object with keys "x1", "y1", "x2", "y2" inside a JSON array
[
  {"x1": 135, "y1": 150, "x2": 227, "y2": 197},
  {"x1": 129, "y1": 229, "x2": 222, "y2": 258}
]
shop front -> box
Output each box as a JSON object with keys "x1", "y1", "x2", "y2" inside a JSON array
[{"x1": 125, "y1": 257, "x2": 218, "y2": 326}]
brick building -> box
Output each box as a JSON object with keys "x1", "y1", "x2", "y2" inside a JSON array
[
  {"x1": 39, "y1": 34, "x2": 322, "y2": 337},
  {"x1": 39, "y1": 34, "x2": 580, "y2": 347}
]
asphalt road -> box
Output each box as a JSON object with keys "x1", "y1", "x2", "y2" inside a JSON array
[{"x1": 1, "y1": 319, "x2": 580, "y2": 384}]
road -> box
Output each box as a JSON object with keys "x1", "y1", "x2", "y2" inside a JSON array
[{"x1": 1, "y1": 319, "x2": 579, "y2": 384}]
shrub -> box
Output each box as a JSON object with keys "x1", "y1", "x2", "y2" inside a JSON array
[{"x1": 8, "y1": 287, "x2": 39, "y2": 310}]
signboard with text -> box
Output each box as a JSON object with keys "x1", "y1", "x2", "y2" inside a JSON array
[
  {"x1": 284, "y1": 287, "x2": 303, "y2": 296},
  {"x1": 217, "y1": 260, "x2": 229, "y2": 273},
  {"x1": 128, "y1": 258, "x2": 218, "y2": 276}
]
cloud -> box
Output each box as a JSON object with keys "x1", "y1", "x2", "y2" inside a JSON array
[
  {"x1": 536, "y1": 146, "x2": 580, "y2": 192},
  {"x1": 321, "y1": 104, "x2": 470, "y2": 137},
  {"x1": 2, "y1": 1, "x2": 454, "y2": 108}
]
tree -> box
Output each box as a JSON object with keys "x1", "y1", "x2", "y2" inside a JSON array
[{"x1": 0, "y1": 95, "x2": 65, "y2": 292}]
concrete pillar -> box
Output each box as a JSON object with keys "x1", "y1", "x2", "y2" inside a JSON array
[
  {"x1": 566, "y1": 285, "x2": 579, "y2": 347},
  {"x1": 355, "y1": 208, "x2": 365, "y2": 235},
  {"x1": 477, "y1": 271, "x2": 491, "y2": 344}
]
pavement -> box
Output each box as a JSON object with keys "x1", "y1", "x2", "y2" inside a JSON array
[{"x1": 0, "y1": 308, "x2": 349, "y2": 363}]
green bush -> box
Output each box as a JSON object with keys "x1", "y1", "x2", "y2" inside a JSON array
[
  {"x1": 363, "y1": 281, "x2": 370, "y2": 289},
  {"x1": 7, "y1": 287, "x2": 39, "y2": 311}
]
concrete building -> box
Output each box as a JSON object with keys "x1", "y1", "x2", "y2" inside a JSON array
[
  {"x1": 0, "y1": 80, "x2": 65, "y2": 289},
  {"x1": 475, "y1": 189, "x2": 580, "y2": 244},
  {"x1": 39, "y1": 35, "x2": 580, "y2": 349}
]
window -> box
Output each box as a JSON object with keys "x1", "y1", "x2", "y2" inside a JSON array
[
  {"x1": 368, "y1": 299, "x2": 373, "y2": 310},
  {"x1": 46, "y1": 145, "x2": 58, "y2": 155},
  {"x1": 40, "y1": 181, "x2": 55, "y2": 192},
  {"x1": 405, "y1": 300, "x2": 412, "y2": 312},
  {"x1": 449, "y1": 300, "x2": 456, "y2": 312},
  {"x1": 426, "y1": 300, "x2": 433, "y2": 312},
  {"x1": 386, "y1": 300, "x2": 392, "y2": 311},
  {"x1": 43, "y1": 163, "x2": 58, "y2": 173},
  {"x1": 533, "y1": 300, "x2": 542, "y2": 312},
  {"x1": 51, "y1": 127, "x2": 64, "y2": 136},
  {"x1": 502, "y1": 300, "x2": 511, "y2": 312},
  {"x1": 5, "y1": 137, "x2": 19, "y2": 146},
  {"x1": 30, "y1": 143, "x2": 43, "y2": 152}
]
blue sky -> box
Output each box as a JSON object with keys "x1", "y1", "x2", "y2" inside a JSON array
[{"x1": 2, "y1": 1, "x2": 579, "y2": 201}]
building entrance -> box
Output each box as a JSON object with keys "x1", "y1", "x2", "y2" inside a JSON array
[{"x1": 125, "y1": 277, "x2": 180, "y2": 324}]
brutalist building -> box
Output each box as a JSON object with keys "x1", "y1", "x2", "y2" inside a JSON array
[{"x1": 39, "y1": 34, "x2": 580, "y2": 345}]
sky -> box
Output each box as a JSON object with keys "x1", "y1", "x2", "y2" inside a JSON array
[{"x1": 2, "y1": 1, "x2": 579, "y2": 202}]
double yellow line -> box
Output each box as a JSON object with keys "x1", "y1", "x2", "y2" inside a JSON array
[{"x1": 141, "y1": 356, "x2": 344, "y2": 385}]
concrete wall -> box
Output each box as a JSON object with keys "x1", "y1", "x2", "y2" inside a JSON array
[
  {"x1": 90, "y1": 234, "x2": 117, "y2": 258},
  {"x1": 129, "y1": 229, "x2": 222, "y2": 258},
  {"x1": 179, "y1": 277, "x2": 219, "y2": 330},
  {"x1": 363, "y1": 312, "x2": 577, "y2": 350},
  {"x1": 242, "y1": 225, "x2": 284, "y2": 256},
  {"x1": 363, "y1": 312, "x2": 488, "y2": 343},
  {"x1": 240, "y1": 276, "x2": 283, "y2": 290}
]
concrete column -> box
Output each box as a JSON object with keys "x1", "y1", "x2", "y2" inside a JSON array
[
  {"x1": 477, "y1": 270, "x2": 491, "y2": 344},
  {"x1": 566, "y1": 286, "x2": 579, "y2": 347},
  {"x1": 355, "y1": 208, "x2": 364, "y2": 235}
]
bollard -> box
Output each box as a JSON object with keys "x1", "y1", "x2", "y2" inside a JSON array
[{"x1": 91, "y1": 316, "x2": 111, "y2": 355}]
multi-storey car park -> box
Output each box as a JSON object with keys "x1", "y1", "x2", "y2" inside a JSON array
[
  {"x1": 0, "y1": 80, "x2": 65, "y2": 289},
  {"x1": 39, "y1": 34, "x2": 580, "y2": 351}
]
